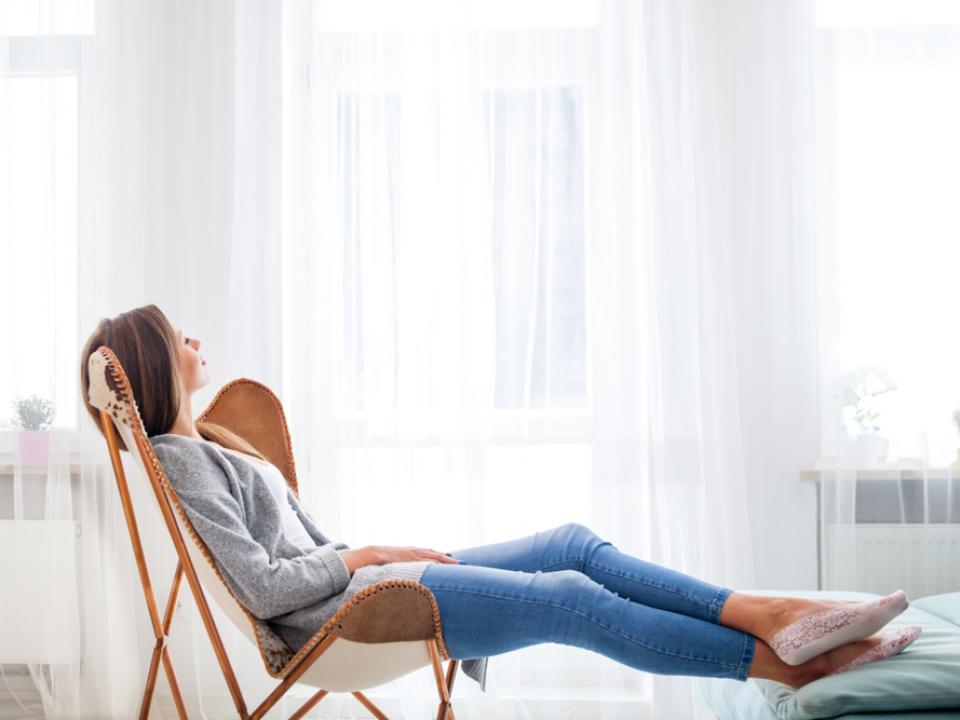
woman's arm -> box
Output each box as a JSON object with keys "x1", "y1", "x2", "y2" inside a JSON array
[
  {"x1": 154, "y1": 440, "x2": 352, "y2": 618},
  {"x1": 341, "y1": 547, "x2": 379, "y2": 577},
  {"x1": 341, "y1": 545, "x2": 461, "y2": 577}
]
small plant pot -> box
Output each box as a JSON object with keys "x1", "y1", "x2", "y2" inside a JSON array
[
  {"x1": 18, "y1": 431, "x2": 51, "y2": 465},
  {"x1": 857, "y1": 432, "x2": 889, "y2": 467}
]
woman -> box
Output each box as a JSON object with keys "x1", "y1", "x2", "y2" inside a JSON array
[{"x1": 79, "y1": 304, "x2": 920, "y2": 692}]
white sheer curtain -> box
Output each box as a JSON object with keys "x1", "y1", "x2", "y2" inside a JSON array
[
  {"x1": 815, "y1": 6, "x2": 960, "y2": 602},
  {"x1": 281, "y1": 0, "x2": 818, "y2": 717},
  {"x1": 2, "y1": 0, "x2": 287, "y2": 717},
  {"x1": 2, "y1": 0, "x2": 826, "y2": 717}
]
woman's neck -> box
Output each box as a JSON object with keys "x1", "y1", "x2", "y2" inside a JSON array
[{"x1": 167, "y1": 398, "x2": 203, "y2": 440}]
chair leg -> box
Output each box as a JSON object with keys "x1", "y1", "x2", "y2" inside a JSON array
[
  {"x1": 427, "y1": 640, "x2": 458, "y2": 720},
  {"x1": 137, "y1": 639, "x2": 163, "y2": 720},
  {"x1": 103, "y1": 419, "x2": 196, "y2": 720},
  {"x1": 445, "y1": 660, "x2": 459, "y2": 720},
  {"x1": 160, "y1": 646, "x2": 188, "y2": 719},
  {"x1": 159, "y1": 563, "x2": 188, "y2": 718},
  {"x1": 352, "y1": 690, "x2": 389, "y2": 719},
  {"x1": 137, "y1": 561, "x2": 189, "y2": 719},
  {"x1": 289, "y1": 689, "x2": 328, "y2": 720}
]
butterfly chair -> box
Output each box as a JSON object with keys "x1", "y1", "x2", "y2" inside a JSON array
[{"x1": 86, "y1": 346, "x2": 459, "y2": 720}]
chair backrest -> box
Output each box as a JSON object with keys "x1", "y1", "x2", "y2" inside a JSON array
[{"x1": 86, "y1": 346, "x2": 296, "y2": 676}]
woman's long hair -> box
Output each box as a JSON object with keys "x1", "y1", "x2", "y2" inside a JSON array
[{"x1": 79, "y1": 303, "x2": 265, "y2": 460}]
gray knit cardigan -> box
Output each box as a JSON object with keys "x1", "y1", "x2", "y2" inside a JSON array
[{"x1": 149, "y1": 434, "x2": 487, "y2": 690}]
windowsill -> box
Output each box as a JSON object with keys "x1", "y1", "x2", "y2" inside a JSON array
[
  {"x1": 0, "y1": 450, "x2": 105, "y2": 472},
  {"x1": 0, "y1": 428, "x2": 79, "y2": 433},
  {"x1": 801, "y1": 466, "x2": 960, "y2": 482},
  {"x1": 0, "y1": 428, "x2": 106, "y2": 456}
]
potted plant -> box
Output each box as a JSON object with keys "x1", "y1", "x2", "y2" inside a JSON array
[
  {"x1": 842, "y1": 365, "x2": 897, "y2": 466},
  {"x1": 951, "y1": 407, "x2": 960, "y2": 470},
  {"x1": 11, "y1": 394, "x2": 56, "y2": 464}
]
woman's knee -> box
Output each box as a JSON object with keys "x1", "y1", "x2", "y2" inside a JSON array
[
  {"x1": 550, "y1": 521, "x2": 596, "y2": 545},
  {"x1": 430, "y1": 568, "x2": 606, "y2": 658},
  {"x1": 548, "y1": 522, "x2": 611, "y2": 568},
  {"x1": 538, "y1": 568, "x2": 610, "y2": 612}
]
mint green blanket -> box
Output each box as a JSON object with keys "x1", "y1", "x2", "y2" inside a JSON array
[{"x1": 696, "y1": 590, "x2": 960, "y2": 720}]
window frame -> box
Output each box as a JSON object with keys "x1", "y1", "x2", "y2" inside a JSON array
[
  {"x1": 296, "y1": 26, "x2": 596, "y2": 441},
  {"x1": 0, "y1": 32, "x2": 89, "y2": 449}
]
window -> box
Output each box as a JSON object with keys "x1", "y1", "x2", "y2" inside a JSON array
[
  {"x1": 0, "y1": 3, "x2": 91, "y2": 431},
  {"x1": 817, "y1": 8, "x2": 960, "y2": 465},
  {"x1": 280, "y1": 4, "x2": 628, "y2": 702},
  {"x1": 334, "y1": 85, "x2": 588, "y2": 414},
  {"x1": 487, "y1": 85, "x2": 587, "y2": 410}
]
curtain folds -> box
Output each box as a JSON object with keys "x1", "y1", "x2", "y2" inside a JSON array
[
  {"x1": 0, "y1": 0, "x2": 836, "y2": 717},
  {"x1": 280, "y1": 1, "x2": 820, "y2": 717},
  {"x1": 814, "y1": 17, "x2": 960, "y2": 602}
]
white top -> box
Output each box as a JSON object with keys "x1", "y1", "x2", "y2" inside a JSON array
[{"x1": 216, "y1": 445, "x2": 317, "y2": 553}]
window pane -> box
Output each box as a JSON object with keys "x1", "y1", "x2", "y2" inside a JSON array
[
  {"x1": 0, "y1": 0, "x2": 94, "y2": 36},
  {"x1": 487, "y1": 86, "x2": 587, "y2": 410},
  {"x1": 0, "y1": 75, "x2": 78, "y2": 429},
  {"x1": 817, "y1": 0, "x2": 960, "y2": 28},
  {"x1": 337, "y1": 92, "x2": 402, "y2": 413},
  {"x1": 835, "y1": 61, "x2": 960, "y2": 463},
  {"x1": 335, "y1": 86, "x2": 588, "y2": 413},
  {"x1": 335, "y1": 443, "x2": 592, "y2": 542},
  {"x1": 315, "y1": 0, "x2": 597, "y2": 33}
]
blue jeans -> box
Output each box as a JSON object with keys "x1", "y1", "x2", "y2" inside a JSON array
[{"x1": 418, "y1": 522, "x2": 756, "y2": 680}]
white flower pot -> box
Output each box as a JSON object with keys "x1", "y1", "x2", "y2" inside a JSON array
[{"x1": 18, "y1": 431, "x2": 51, "y2": 465}]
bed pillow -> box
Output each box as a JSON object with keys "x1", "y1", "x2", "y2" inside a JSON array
[
  {"x1": 754, "y1": 592, "x2": 960, "y2": 720},
  {"x1": 913, "y1": 592, "x2": 960, "y2": 627}
]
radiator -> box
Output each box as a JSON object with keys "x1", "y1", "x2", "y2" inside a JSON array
[
  {"x1": 0, "y1": 520, "x2": 82, "y2": 664},
  {"x1": 824, "y1": 524, "x2": 960, "y2": 599}
]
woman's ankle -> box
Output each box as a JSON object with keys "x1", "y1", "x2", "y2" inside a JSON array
[
  {"x1": 747, "y1": 639, "x2": 827, "y2": 687},
  {"x1": 719, "y1": 592, "x2": 794, "y2": 642}
]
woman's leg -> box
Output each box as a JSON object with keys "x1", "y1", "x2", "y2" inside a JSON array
[
  {"x1": 448, "y1": 522, "x2": 852, "y2": 646},
  {"x1": 423, "y1": 552, "x2": 889, "y2": 687},
  {"x1": 448, "y1": 523, "x2": 732, "y2": 624},
  {"x1": 419, "y1": 561, "x2": 757, "y2": 681}
]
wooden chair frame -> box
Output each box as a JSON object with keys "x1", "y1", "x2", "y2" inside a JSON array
[{"x1": 90, "y1": 346, "x2": 459, "y2": 719}]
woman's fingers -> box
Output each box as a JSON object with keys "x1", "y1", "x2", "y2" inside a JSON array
[{"x1": 417, "y1": 547, "x2": 460, "y2": 563}]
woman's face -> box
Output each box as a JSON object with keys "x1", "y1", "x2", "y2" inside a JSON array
[{"x1": 177, "y1": 327, "x2": 209, "y2": 395}]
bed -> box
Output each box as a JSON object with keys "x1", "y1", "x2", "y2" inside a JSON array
[{"x1": 694, "y1": 590, "x2": 960, "y2": 720}]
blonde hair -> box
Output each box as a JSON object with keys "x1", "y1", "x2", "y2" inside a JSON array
[{"x1": 196, "y1": 421, "x2": 266, "y2": 462}]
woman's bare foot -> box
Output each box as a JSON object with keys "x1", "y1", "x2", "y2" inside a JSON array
[{"x1": 749, "y1": 634, "x2": 885, "y2": 688}]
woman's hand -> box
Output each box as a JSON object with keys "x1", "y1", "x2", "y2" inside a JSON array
[
  {"x1": 341, "y1": 545, "x2": 460, "y2": 578},
  {"x1": 373, "y1": 545, "x2": 461, "y2": 566}
]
